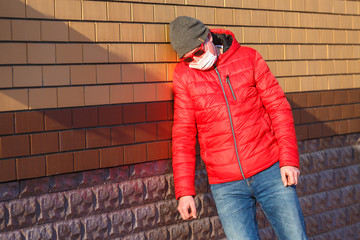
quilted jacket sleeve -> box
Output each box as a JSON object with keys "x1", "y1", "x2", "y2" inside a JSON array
[
  {"x1": 172, "y1": 69, "x2": 198, "y2": 200},
  {"x1": 253, "y1": 50, "x2": 300, "y2": 168}
]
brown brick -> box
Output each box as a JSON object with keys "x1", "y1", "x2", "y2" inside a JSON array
[
  {"x1": 0, "y1": 159, "x2": 16, "y2": 182},
  {"x1": 146, "y1": 102, "x2": 168, "y2": 122},
  {"x1": 335, "y1": 120, "x2": 349, "y2": 134},
  {"x1": 292, "y1": 92, "x2": 308, "y2": 108},
  {"x1": 157, "y1": 121, "x2": 172, "y2": 140},
  {"x1": 328, "y1": 105, "x2": 343, "y2": 120},
  {"x1": 44, "y1": 109, "x2": 71, "y2": 131},
  {"x1": 285, "y1": 93, "x2": 294, "y2": 108},
  {"x1": 354, "y1": 104, "x2": 360, "y2": 117},
  {"x1": 100, "y1": 146, "x2": 124, "y2": 168},
  {"x1": 74, "y1": 149, "x2": 99, "y2": 171},
  {"x1": 147, "y1": 141, "x2": 169, "y2": 161},
  {"x1": 60, "y1": 129, "x2": 85, "y2": 151},
  {"x1": 348, "y1": 119, "x2": 360, "y2": 133},
  {"x1": 72, "y1": 107, "x2": 98, "y2": 128},
  {"x1": 348, "y1": 89, "x2": 360, "y2": 103},
  {"x1": 342, "y1": 105, "x2": 355, "y2": 119},
  {"x1": 335, "y1": 91, "x2": 348, "y2": 105},
  {"x1": 98, "y1": 105, "x2": 122, "y2": 126},
  {"x1": 314, "y1": 107, "x2": 329, "y2": 122},
  {"x1": 123, "y1": 104, "x2": 146, "y2": 124},
  {"x1": 300, "y1": 108, "x2": 315, "y2": 124},
  {"x1": 168, "y1": 102, "x2": 174, "y2": 120},
  {"x1": 0, "y1": 112, "x2": 14, "y2": 135},
  {"x1": 321, "y1": 91, "x2": 336, "y2": 106},
  {"x1": 307, "y1": 92, "x2": 322, "y2": 107},
  {"x1": 308, "y1": 123, "x2": 322, "y2": 139},
  {"x1": 31, "y1": 132, "x2": 58, "y2": 155},
  {"x1": 292, "y1": 109, "x2": 301, "y2": 125},
  {"x1": 86, "y1": 128, "x2": 111, "y2": 148},
  {"x1": 46, "y1": 152, "x2": 73, "y2": 175},
  {"x1": 111, "y1": 125, "x2": 134, "y2": 145},
  {"x1": 135, "y1": 123, "x2": 157, "y2": 143},
  {"x1": 124, "y1": 144, "x2": 146, "y2": 164},
  {"x1": 295, "y1": 125, "x2": 308, "y2": 140},
  {"x1": 17, "y1": 156, "x2": 45, "y2": 180},
  {"x1": 1, "y1": 135, "x2": 30, "y2": 158},
  {"x1": 322, "y1": 121, "x2": 336, "y2": 137},
  {"x1": 15, "y1": 111, "x2": 44, "y2": 134}
]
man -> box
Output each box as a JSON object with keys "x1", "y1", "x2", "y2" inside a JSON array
[{"x1": 169, "y1": 16, "x2": 308, "y2": 240}]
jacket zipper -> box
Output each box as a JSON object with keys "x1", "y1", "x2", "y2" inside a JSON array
[
  {"x1": 226, "y1": 75, "x2": 237, "y2": 100},
  {"x1": 215, "y1": 67, "x2": 246, "y2": 180}
]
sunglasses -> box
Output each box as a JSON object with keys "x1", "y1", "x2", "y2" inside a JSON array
[{"x1": 180, "y1": 42, "x2": 206, "y2": 63}]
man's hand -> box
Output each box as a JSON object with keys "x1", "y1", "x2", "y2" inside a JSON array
[
  {"x1": 177, "y1": 195, "x2": 197, "y2": 220},
  {"x1": 280, "y1": 166, "x2": 300, "y2": 187}
]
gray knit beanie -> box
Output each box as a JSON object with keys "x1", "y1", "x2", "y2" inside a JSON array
[{"x1": 169, "y1": 16, "x2": 210, "y2": 58}]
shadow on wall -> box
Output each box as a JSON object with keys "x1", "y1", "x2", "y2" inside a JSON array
[{"x1": 0, "y1": 0, "x2": 176, "y2": 180}]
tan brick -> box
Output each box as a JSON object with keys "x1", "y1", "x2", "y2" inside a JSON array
[
  {"x1": 341, "y1": 45, "x2": 353, "y2": 59},
  {"x1": 122, "y1": 64, "x2": 145, "y2": 83},
  {"x1": 305, "y1": 0, "x2": 319, "y2": 12},
  {"x1": 340, "y1": 15, "x2": 353, "y2": 29},
  {"x1": 176, "y1": 6, "x2": 196, "y2": 18},
  {"x1": 108, "y1": 2, "x2": 131, "y2": 21},
  {"x1": 157, "y1": 82, "x2": 173, "y2": 101},
  {"x1": 328, "y1": 76, "x2": 340, "y2": 90},
  {"x1": 28, "y1": 44, "x2": 56, "y2": 64},
  {"x1": 291, "y1": 29, "x2": 306, "y2": 44},
  {"x1": 167, "y1": 0, "x2": 185, "y2": 4},
  {"x1": 133, "y1": 3, "x2": 154, "y2": 22},
  {"x1": 82, "y1": 1, "x2": 107, "y2": 21},
  {"x1": 145, "y1": 64, "x2": 166, "y2": 82},
  {"x1": 306, "y1": 29, "x2": 320, "y2": 44},
  {"x1": 207, "y1": 0, "x2": 224, "y2": 7},
  {"x1": 70, "y1": 65, "x2": 96, "y2": 85},
  {"x1": 251, "y1": 10, "x2": 267, "y2": 26},
  {"x1": 277, "y1": 78, "x2": 285, "y2": 90},
  {"x1": 0, "y1": 20, "x2": 11, "y2": 40},
  {"x1": 291, "y1": 0, "x2": 305, "y2": 11},
  {"x1": 109, "y1": 44, "x2": 133, "y2": 63},
  {"x1": 69, "y1": 22, "x2": 95, "y2": 42},
  {"x1": 215, "y1": 8, "x2": 233, "y2": 25},
  {"x1": 144, "y1": 24, "x2": 166, "y2": 42},
  {"x1": 155, "y1": 44, "x2": 177, "y2": 62},
  {"x1": 314, "y1": 45, "x2": 327, "y2": 59},
  {"x1": 120, "y1": 23, "x2": 143, "y2": 42},
  {"x1": 347, "y1": 0, "x2": 359, "y2": 15},
  {"x1": 293, "y1": 61, "x2": 307, "y2": 76},
  {"x1": 154, "y1": 5, "x2": 175, "y2": 23},
  {"x1": 97, "y1": 22, "x2": 120, "y2": 42},
  {"x1": 58, "y1": 86, "x2": 84, "y2": 107},
  {"x1": 226, "y1": 27, "x2": 242, "y2": 42},
  {"x1": 347, "y1": 30, "x2": 359, "y2": 44},
  {"x1": 225, "y1": 0, "x2": 242, "y2": 8},
  {"x1": 83, "y1": 43, "x2": 108, "y2": 63},
  {"x1": 167, "y1": 63, "x2": 177, "y2": 81},
  {"x1": 319, "y1": 0, "x2": 334, "y2": 13},
  {"x1": 268, "y1": 11, "x2": 283, "y2": 27},
  {"x1": 0, "y1": 89, "x2": 28, "y2": 111},
  {"x1": 300, "y1": 45, "x2": 314, "y2": 59},
  {"x1": 268, "y1": 45, "x2": 284, "y2": 60},
  {"x1": 43, "y1": 65, "x2": 70, "y2": 86},
  {"x1": 340, "y1": 75, "x2": 353, "y2": 89},
  {"x1": 300, "y1": 76, "x2": 314, "y2": 91},
  {"x1": 29, "y1": 88, "x2": 57, "y2": 110},
  {"x1": 283, "y1": 12, "x2": 298, "y2": 27},
  {"x1": 334, "y1": 59, "x2": 347, "y2": 75},
  {"x1": 321, "y1": 60, "x2": 335, "y2": 75},
  {"x1": 326, "y1": 14, "x2": 339, "y2": 29},
  {"x1": 13, "y1": 66, "x2": 42, "y2": 87},
  {"x1": 285, "y1": 45, "x2": 300, "y2": 60},
  {"x1": 285, "y1": 77, "x2": 300, "y2": 92},
  {"x1": 275, "y1": 0, "x2": 290, "y2": 10},
  {"x1": 313, "y1": 14, "x2": 327, "y2": 28},
  {"x1": 334, "y1": 0, "x2": 346, "y2": 14},
  {"x1": 0, "y1": 0, "x2": 25, "y2": 18},
  {"x1": 85, "y1": 85, "x2": 109, "y2": 106},
  {"x1": 243, "y1": 28, "x2": 260, "y2": 43},
  {"x1": 134, "y1": 83, "x2": 156, "y2": 102},
  {"x1": 348, "y1": 60, "x2": 360, "y2": 74},
  {"x1": 27, "y1": 0, "x2": 54, "y2": 19},
  {"x1": 41, "y1": 21, "x2": 69, "y2": 41},
  {"x1": 55, "y1": 0, "x2": 81, "y2": 20},
  {"x1": 333, "y1": 30, "x2": 346, "y2": 44},
  {"x1": 12, "y1": 19, "x2": 40, "y2": 41},
  {"x1": 234, "y1": 9, "x2": 251, "y2": 25},
  {"x1": 242, "y1": 0, "x2": 259, "y2": 8},
  {"x1": 276, "y1": 61, "x2": 292, "y2": 76},
  {"x1": 353, "y1": 16, "x2": 360, "y2": 29},
  {"x1": 308, "y1": 61, "x2": 321, "y2": 75},
  {"x1": 110, "y1": 84, "x2": 134, "y2": 104},
  {"x1": 320, "y1": 29, "x2": 334, "y2": 43},
  {"x1": 260, "y1": 28, "x2": 276, "y2": 43},
  {"x1": 196, "y1": 7, "x2": 215, "y2": 25},
  {"x1": 299, "y1": 13, "x2": 313, "y2": 28},
  {"x1": 254, "y1": 45, "x2": 268, "y2": 60},
  {"x1": 314, "y1": 76, "x2": 328, "y2": 91},
  {"x1": 354, "y1": 46, "x2": 360, "y2": 58},
  {"x1": 133, "y1": 44, "x2": 155, "y2": 62},
  {"x1": 56, "y1": 44, "x2": 83, "y2": 63},
  {"x1": 267, "y1": 61, "x2": 277, "y2": 76},
  {"x1": 96, "y1": 64, "x2": 121, "y2": 84},
  {"x1": 0, "y1": 67, "x2": 12, "y2": 88}
]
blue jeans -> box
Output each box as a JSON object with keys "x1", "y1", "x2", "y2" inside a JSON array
[{"x1": 210, "y1": 162, "x2": 308, "y2": 240}]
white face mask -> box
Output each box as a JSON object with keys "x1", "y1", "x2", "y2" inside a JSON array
[{"x1": 189, "y1": 46, "x2": 218, "y2": 70}]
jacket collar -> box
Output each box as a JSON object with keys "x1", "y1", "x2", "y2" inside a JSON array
[{"x1": 210, "y1": 29, "x2": 241, "y2": 66}]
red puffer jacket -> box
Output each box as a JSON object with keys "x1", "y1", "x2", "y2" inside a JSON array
[{"x1": 172, "y1": 29, "x2": 299, "y2": 200}]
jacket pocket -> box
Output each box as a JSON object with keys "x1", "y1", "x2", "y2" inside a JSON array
[{"x1": 226, "y1": 75, "x2": 237, "y2": 100}]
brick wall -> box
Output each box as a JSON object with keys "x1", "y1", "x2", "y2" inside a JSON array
[{"x1": 0, "y1": 0, "x2": 359, "y2": 239}]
